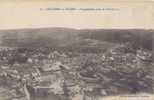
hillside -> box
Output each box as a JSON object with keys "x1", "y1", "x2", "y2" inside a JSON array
[{"x1": 0, "y1": 28, "x2": 153, "y2": 51}]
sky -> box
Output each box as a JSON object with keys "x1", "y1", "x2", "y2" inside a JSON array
[{"x1": 0, "y1": 1, "x2": 154, "y2": 30}]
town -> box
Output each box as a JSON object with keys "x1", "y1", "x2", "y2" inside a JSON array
[
  {"x1": 0, "y1": 29, "x2": 153, "y2": 100},
  {"x1": 0, "y1": 43, "x2": 153, "y2": 100}
]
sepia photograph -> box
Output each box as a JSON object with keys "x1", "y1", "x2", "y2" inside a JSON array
[
  {"x1": 0, "y1": 0, "x2": 154, "y2": 100},
  {"x1": 0, "y1": 28, "x2": 153, "y2": 100}
]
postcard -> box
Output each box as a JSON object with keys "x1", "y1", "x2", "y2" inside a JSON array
[{"x1": 0, "y1": 0, "x2": 153, "y2": 100}]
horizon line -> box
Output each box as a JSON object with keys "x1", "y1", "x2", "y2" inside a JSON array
[{"x1": 0, "y1": 27, "x2": 153, "y2": 31}]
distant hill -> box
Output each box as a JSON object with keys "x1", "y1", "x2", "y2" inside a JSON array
[
  {"x1": 0, "y1": 28, "x2": 79, "y2": 48},
  {"x1": 79, "y1": 29, "x2": 153, "y2": 50},
  {"x1": 0, "y1": 28, "x2": 153, "y2": 51}
]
